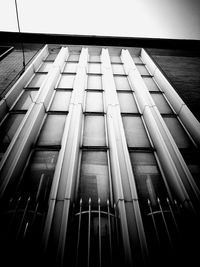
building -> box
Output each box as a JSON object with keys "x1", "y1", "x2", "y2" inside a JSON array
[{"x1": 0, "y1": 32, "x2": 200, "y2": 267}]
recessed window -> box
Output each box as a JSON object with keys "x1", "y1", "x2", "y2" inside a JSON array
[
  {"x1": 49, "y1": 91, "x2": 71, "y2": 112},
  {"x1": 26, "y1": 73, "x2": 47, "y2": 88},
  {"x1": 57, "y1": 74, "x2": 75, "y2": 89},
  {"x1": 110, "y1": 56, "x2": 122, "y2": 63},
  {"x1": 130, "y1": 151, "x2": 167, "y2": 206},
  {"x1": 13, "y1": 90, "x2": 38, "y2": 110},
  {"x1": 136, "y1": 65, "x2": 150, "y2": 76},
  {"x1": 142, "y1": 77, "x2": 160, "y2": 91},
  {"x1": 85, "y1": 91, "x2": 103, "y2": 112},
  {"x1": 37, "y1": 115, "x2": 66, "y2": 146},
  {"x1": 112, "y1": 64, "x2": 125, "y2": 75},
  {"x1": 122, "y1": 116, "x2": 151, "y2": 147},
  {"x1": 45, "y1": 53, "x2": 58, "y2": 61},
  {"x1": 114, "y1": 76, "x2": 131, "y2": 91},
  {"x1": 87, "y1": 74, "x2": 102, "y2": 90},
  {"x1": 63, "y1": 62, "x2": 77, "y2": 73},
  {"x1": 83, "y1": 115, "x2": 106, "y2": 146},
  {"x1": 78, "y1": 151, "x2": 110, "y2": 207},
  {"x1": 67, "y1": 54, "x2": 80, "y2": 61},
  {"x1": 38, "y1": 62, "x2": 53, "y2": 72},
  {"x1": 88, "y1": 63, "x2": 101, "y2": 74},
  {"x1": 151, "y1": 93, "x2": 173, "y2": 114},
  {"x1": 163, "y1": 117, "x2": 192, "y2": 148},
  {"x1": 118, "y1": 92, "x2": 138, "y2": 113},
  {"x1": 89, "y1": 55, "x2": 101, "y2": 62},
  {"x1": 18, "y1": 150, "x2": 59, "y2": 200},
  {"x1": 132, "y1": 57, "x2": 143, "y2": 64},
  {"x1": 0, "y1": 113, "x2": 25, "y2": 157}
]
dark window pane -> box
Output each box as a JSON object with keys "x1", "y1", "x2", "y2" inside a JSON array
[
  {"x1": 0, "y1": 113, "x2": 25, "y2": 157},
  {"x1": 78, "y1": 151, "x2": 109, "y2": 207},
  {"x1": 83, "y1": 116, "x2": 106, "y2": 146},
  {"x1": 37, "y1": 115, "x2": 66, "y2": 146},
  {"x1": 122, "y1": 116, "x2": 151, "y2": 147},
  {"x1": 163, "y1": 117, "x2": 192, "y2": 148}
]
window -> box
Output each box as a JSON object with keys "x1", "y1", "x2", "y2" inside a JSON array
[
  {"x1": 110, "y1": 55, "x2": 122, "y2": 63},
  {"x1": 85, "y1": 92, "x2": 103, "y2": 112},
  {"x1": 17, "y1": 150, "x2": 59, "y2": 200},
  {"x1": 87, "y1": 74, "x2": 102, "y2": 90},
  {"x1": 114, "y1": 76, "x2": 131, "y2": 91},
  {"x1": 151, "y1": 93, "x2": 173, "y2": 114},
  {"x1": 163, "y1": 117, "x2": 192, "y2": 148},
  {"x1": 83, "y1": 115, "x2": 106, "y2": 147},
  {"x1": 63, "y1": 62, "x2": 77, "y2": 73},
  {"x1": 67, "y1": 54, "x2": 80, "y2": 61},
  {"x1": 37, "y1": 115, "x2": 66, "y2": 146},
  {"x1": 0, "y1": 113, "x2": 25, "y2": 158},
  {"x1": 78, "y1": 151, "x2": 110, "y2": 207},
  {"x1": 49, "y1": 91, "x2": 71, "y2": 112},
  {"x1": 89, "y1": 55, "x2": 101, "y2": 62},
  {"x1": 136, "y1": 65, "x2": 150, "y2": 76},
  {"x1": 38, "y1": 62, "x2": 53, "y2": 72},
  {"x1": 13, "y1": 90, "x2": 38, "y2": 110},
  {"x1": 130, "y1": 151, "x2": 167, "y2": 207},
  {"x1": 88, "y1": 63, "x2": 101, "y2": 74},
  {"x1": 142, "y1": 77, "x2": 160, "y2": 91},
  {"x1": 111, "y1": 64, "x2": 125, "y2": 75},
  {"x1": 45, "y1": 53, "x2": 58, "y2": 61},
  {"x1": 122, "y1": 116, "x2": 151, "y2": 148},
  {"x1": 26, "y1": 73, "x2": 47, "y2": 88},
  {"x1": 132, "y1": 57, "x2": 143, "y2": 64},
  {"x1": 118, "y1": 92, "x2": 138, "y2": 113},
  {"x1": 57, "y1": 74, "x2": 75, "y2": 89}
]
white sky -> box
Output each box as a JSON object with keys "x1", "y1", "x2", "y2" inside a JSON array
[{"x1": 0, "y1": 0, "x2": 200, "y2": 39}]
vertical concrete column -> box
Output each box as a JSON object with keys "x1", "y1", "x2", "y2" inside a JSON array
[
  {"x1": 0, "y1": 47, "x2": 68, "y2": 197},
  {"x1": 141, "y1": 48, "x2": 200, "y2": 147},
  {"x1": 0, "y1": 45, "x2": 48, "y2": 121},
  {"x1": 42, "y1": 48, "x2": 88, "y2": 266},
  {"x1": 101, "y1": 48, "x2": 149, "y2": 266},
  {"x1": 121, "y1": 49, "x2": 200, "y2": 209}
]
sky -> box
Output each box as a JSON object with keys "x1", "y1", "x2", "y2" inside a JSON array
[{"x1": 0, "y1": 0, "x2": 200, "y2": 40}]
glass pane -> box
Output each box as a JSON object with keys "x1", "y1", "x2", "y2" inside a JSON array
[
  {"x1": 136, "y1": 65, "x2": 150, "y2": 75},
  {"x1": 112, "y1": 64, "x2": 125, "y2": 74},
  {"x1": 50, "y1": 91, "x2": 71, "y2": 112},
  {"x1": 151, "y1": 93, "x2": 173, "y2": 114},
  {"x1": 110, "y1": 56, "x2": 121, "y2": 63},
  {"x1": 18, "y1": 150, "x2": 58, "y2": 200},
  {"x1": 0, "y1": 113, "x2": 25, "y2": 155},
  {"x1": 38, "y1": 62, "x2": 53, "y2": 72},
  {"x1": 122, "y1": 116, "x2": 151, "y2": 147},
  {"x1": 118, "y1": 92, "x2": 138, "y2": 113},
  {"x1": 130, "y1": 152, "x2": 167, "y2": 206},
  {"x1": 132, "y1": 57, "x2": 143, "y2": 64},
  {"x1": 45, "y1": 53, "x2": 58, "y2": 61},
  {"x1": 87, "y1": 75, "x2": 102, "y2": 90},
  {"x1": 27, "y1": 73, "x2": 47, "y2": 88},
  {"x1": 163, "y1": 117, "x2": 192, "y2": 148},
  {"x1": 89, "y1": 55, "x2": 101, "y2": 62},
  {"x1": 13, "y1": 90, "x2": 38, "y2": 110},
  {"x1": 57, "y1": 74, "x2": 75, "y2": 88},
  {"x1": 142, "y1": 77, "x2": 160, "y2": 91},
  {"x1": 85, "y1": 92, "x2": 103, "y2": 112},
  {"x1": 83, "y1": 116, "x2": 106, "y2": 146},
  {"x1": 37, "y1": 115, "x2": 66, "y2": 146},
  {"x1": 67, "y1": 54, "x2": 80, "y2": 61},
  {"x1": 114, "y1": 76, "x2": 130, "y2": 91},
  {"x1": 78, "y1": 151, "x2": 109, "y2": 207},
  {"x1": 63, "y1": 62, "x2": 77, "y2": 73},
  {"x1": 88, "y1": 63, "x2": 101, "y2": 73}
]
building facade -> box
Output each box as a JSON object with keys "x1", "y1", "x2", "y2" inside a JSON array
[{"x1": 0, "y1": 37, "x2": 200, "y2": 267}]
